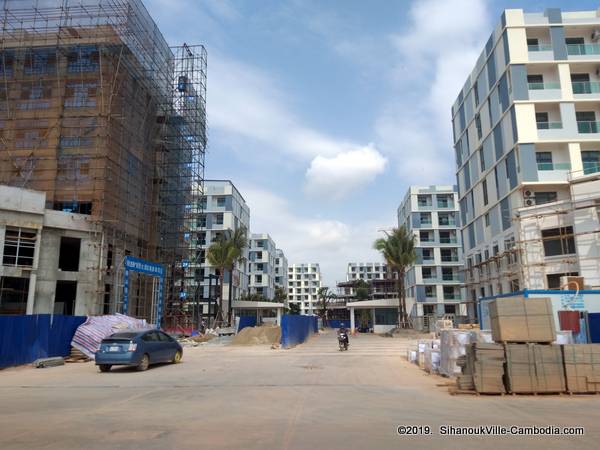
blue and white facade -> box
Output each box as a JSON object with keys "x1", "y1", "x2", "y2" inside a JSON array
[
  {"x1": 398, "y1": 185, "x2": 465, "y2": 318},
  {"x1": 274, "y1": 249, "x2": 288, "y2": 293},
  {"x1": 196, "y1": 180, "x2": 250, "y2": 313},
  {"x1": 452, "y1": 8, "x2": 600, "y2": 307},
  {"x1": 248, "y1": 233, "x2": 282, "y2": 300},
  {"x1": 287, "y1": 263, "x2": 322, "y2": 315}
]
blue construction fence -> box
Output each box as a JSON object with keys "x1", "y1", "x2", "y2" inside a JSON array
[
  {"x1": 0, "y1": 314, "x2": 86, "y2": 368},
  {"x1": 327, "y1": 319, "x2": 351, "y2": 329},
  {"x1": 238, "y1": 315, "x2": 257, "y2": 332},
  {"x1": 280, "y1": 314, "x2": 318, "y2": 349}
]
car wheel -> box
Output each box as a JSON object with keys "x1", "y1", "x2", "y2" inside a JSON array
[
  {"x1": 172, "y1": 350, "x2": 182, "y2": 364},
  {"x1": 136, "y1": 354, "x2": 150, "y2": 371},
  {"x1": 99, "y1": 364, "x2": 111, "y2": 373}
]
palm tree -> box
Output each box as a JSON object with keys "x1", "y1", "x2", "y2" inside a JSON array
[
  {"x1": 317, "y1": 287, "x2": 335, "y2": 327},
  {"x1": 373, "y1": 226, "x2": 416, "y2": 328},
  {"x1": 205, "y1": 227, "x2": 247, "y2": 326}
]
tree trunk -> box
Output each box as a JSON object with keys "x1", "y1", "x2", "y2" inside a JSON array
[
  {"x1": 395, "y1": 271, "x2": 403, "y2": 329},
  {"x1": 214, "y1": 270, "x2": 225, "y2": 327},
  {"x1": 399, "y1": 270, "x2": 409, "y2": 328}
]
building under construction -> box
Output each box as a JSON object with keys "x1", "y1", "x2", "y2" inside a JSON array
[{"x1": 0, "y1": 0, "x2": 206, "y2": 325}]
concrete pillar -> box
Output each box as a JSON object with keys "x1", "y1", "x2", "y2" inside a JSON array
[
  {"x1": 26, "y1": 229, "x2": 42, "y2": 315},
  {"x1": 350, "y1": 307, "x2": 355, "y2": 334},
  {"x1": 276, "y1": 307, "x2": 281, "y2": 326}
]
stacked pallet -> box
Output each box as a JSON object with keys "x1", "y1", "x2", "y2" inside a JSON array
[
  {"x1": 504, "y1": 343, "x2": 565, "y2": 393},
  {"x1": 562, "y1": 344, "x2": 600, "y2": 393},
  {"x1": 458, "y1": 343, "x2": 506, "y2": 394},
  {"x1": 489, "y1": 297, "x2": 556, "y2": 343}
]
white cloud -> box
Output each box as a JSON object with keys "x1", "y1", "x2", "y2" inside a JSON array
[
  {"x1": 241, "y1": 185, "x2": 390, "y2": 286},
  {"x1": 304, "y1": 145, "x2": 387, "y2": 199},
  {"x1": 375, "y1": 0, "x2": 492, "y2": 185}
]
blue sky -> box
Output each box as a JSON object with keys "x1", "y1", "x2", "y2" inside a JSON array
[{"x1": 145, "y1": 0, "x2": 599, "y2": 286}]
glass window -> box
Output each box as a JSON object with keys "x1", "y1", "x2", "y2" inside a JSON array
[
  {"x1": 536, "y1": 152, "x2": 553, "y2": 170},
  {"x1": 534, "y1": 192, "x2": 558, "y2": 205},
  {"x1": 542, "y1": 226, "x2": 576, "y2": 257},
  {"x1": 3, "y1": 228, "x2": 36, "y2": 267},
  {"x1": 482, "y1": 179, "x2": 488, "y2": 205},
  {"x1": 582, "y1": 150, "x2": 600, "y2": 175}
]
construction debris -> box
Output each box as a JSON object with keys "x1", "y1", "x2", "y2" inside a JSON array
[
  {"x1": 33, "y1": 357, "x2": 65, "y2": 368},
  {"x1": 231, "y1": 326, "x2": 281, "y2": 346},
  {"x1": 64, "y1": 347, "x2": 91, "y2": 363}
]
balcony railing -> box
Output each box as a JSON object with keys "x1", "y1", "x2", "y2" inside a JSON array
[
  {"x1": 528, "y1": 82, "x2": 561, "y2": 90},
  {"x1": 572, "y1": 81, "x2": 600, "y2": 94},
  {"x1": 441, "y1": 256, "x2": 459, "y2": 262},
  {"x1": 439, "y1": 237, "x2": 457, "y2": 244},
  {"x1": 577, "y1": 121, "x2": 600, "y2": 133},
  {"x1": 528, "y1": 44, "x2": 552, "y2": 52},
  {"x1": 567, "y1": 43, "x2": 600, "y2": 55},
  {"x1": 420, "y1": 220, "x2": 432, "y2": 226},
  {"x1": 583, "y1": 162, "x2": 600, "y2": 175},
  {"x1": 536, "y1": 162, "x2": 571, "y2": 171},
  {"x1": 438, "y1": 219, "x2": 456, "y2": 226},
  {"x1": 536, "y1": 121, "x2": 562, "y2": 130},
  {"x1": 443, "y1": 293, "x2": 460, "y2": 300},
  {"x1": 442, "y1": 274, "x2": 459, "y2": 281}
]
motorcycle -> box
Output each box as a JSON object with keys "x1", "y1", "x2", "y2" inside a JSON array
[{"x1": 338, "y1": 330, "x2": 349, "y2": 351}]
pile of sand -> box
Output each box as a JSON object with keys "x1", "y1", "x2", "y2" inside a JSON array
[{"x1": 231, "y1": 325, "x2": 281, "y2": 346}]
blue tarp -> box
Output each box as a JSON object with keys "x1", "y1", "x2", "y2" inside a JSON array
[
  {"x1": 0, "y1": 314, "x2": 86, "y2": 368},
  {"x1": 327, "y1": 319, "x2": 350, "y2": 329},
  {"x1": 280, "y1": 315, "x2": 317, "y2": 349},
  {"x1": 238, "y1": 316, "x2": 257, "y2": 332},
  {"x1": 589, "y1": 313, "x2": 600, "y2": 343}
]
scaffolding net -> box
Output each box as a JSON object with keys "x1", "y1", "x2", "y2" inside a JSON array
[{"x1": 0, "y1": 0, "x2": 206, "y2": 324}]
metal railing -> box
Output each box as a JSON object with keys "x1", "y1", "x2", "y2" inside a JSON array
[
  {"x1": 567, "y1": 43, "x2": 600, "y2": 55},
  {"x1": 536, "y1": 162, "x2": 571, "y2": 171},
  {"x1": 536, "y1": 121, "x2": 562, "y2": 130},
  {"x1": 572, "y1": 81, "x2": 600, "y2": 94},
  {"x1": 528, "y1": 82, "x2": 561, "y2": 90},
  {"x1": 577, "y1": 121, "x2": 600, "y2": 133},
  {"x1": 528, "y1": 44, "x2": 553, "y2": 52}
]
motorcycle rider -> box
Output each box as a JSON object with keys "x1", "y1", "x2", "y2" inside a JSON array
[{"x1": 337, "y1": 325, "x2": 349, "y2": 348}]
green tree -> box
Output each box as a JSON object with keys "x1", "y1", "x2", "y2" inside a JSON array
[
  {"x1": 274, "y1": 286, "x2": 287, "y2": 305},
  {"x1": 288, "y1": 302, "x2": 301, "y2": 315},
  {"x1": 206, "y1": 227, "x2": 248, "y2": 325},
  {"x1": 353, "y1": 279, "x2": 370, "y2": 301},
  {"x1": 373, "y1": 226, "x2": 416, "y2": 328}
]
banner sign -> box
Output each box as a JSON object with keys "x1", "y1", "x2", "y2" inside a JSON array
[{"x1": 123, "y1": 256, "x2": 165, "y2": 327}]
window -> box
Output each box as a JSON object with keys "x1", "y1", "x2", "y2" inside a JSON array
[
  {"x1": 417, "y1": 195, "x2": 431, "y2": 207},
  {"x1": 536, "y1": 152, "x2": 553, "y2": 170},
  {"x1": 542, "y1": 226, "x2": 576, "y2": 257},
  {"x1": 535, "y1": 112, "x2": 550, "y2": 129},
  {"x1": 374, "y1": 308, "x2": 397, "y2": 325},
  {"x1": 473, "y1": 81, "x2": 479, "y2": 106},
  {"x1": 437, "y1": 194, "x2": 451, "y2": 208},
  {"x1": 527, "y1": 74, "x2": 544, "y2": 89},
  {"x1": 547, "y1": 272, "x2": 578, "y2": 290},
  {"x1": 443, "y1": 286, "x2": 457, "y2": 300},
  {"x1": 582, "y1": 150, "x2": 600, "y2": 175},
  {"x1": 142, "y1": 331, "x2": 160, "y2": 342},
  {"x1": 475, "y1": 113, "x2": 482, "y2": 140},
  {"x1": 0, "y1": 277, "x2": 30, "y2": 315},
  {"x1": 439, "y1": 230, "x2": 453, "y2": 243},
  {"x1": 422, "y1": 248, "x2": 433, "y2": 261},
  {"x1": 534, "y1": 192, "x2": 558, "y2": 205},
  {"x1": 420, "y1": 231, "x2": 432, "y2": 242},
  {"x1": 55, "y1": 280, "x2": 77, "y2": 315},
  {"x1": 420, "y1": 213, "x2": 432, "y2": 225},
  {"x1": 482, "y1": 179, "x2": 489, "y2": 205},
  {"x1": 216, "y1": 197, "x2": 226, "y2": 207},
  {"x1": 571, "y1": 73, "x2": 591, "y2": 94},
  {"x1": 3, "y1": 228, "x2": 36, "y2": 267},
  {"x1": 527, "y1": 38, "x2": 539, "y2": 49},
  {"x1": 576, "y1": 111, "x2": 598, "y2": 133},
  {"x1": 479, "y1": 147, "x2": 485, "y2": 172},
  {"x1": 484, "y1": 212, "x2": 490, "y2": 227},
  {"x1": 442, "y1": 267, "x2": 455, "y2": 281},
  {"x1": 215, "y1": 213, "x2": 223, "y2": 225},
  {"x1": 255, "y1": 275, "x2": 262, "y2": 283},
  {"x1": 441, "y1": 249, "x2": 456, "y2": 262},
  {"x1": 425, "y1": 286, "x2": 436, "y2": 298},
  {"x1": 422, "y1": 267, "x2": 434, "y2": 279},
  {"x1": 58, "y1": 237, "x2": 81, "y2": 272},
  {"x1": 444, "y1": 304, "x2": 456, "y2": 314}
]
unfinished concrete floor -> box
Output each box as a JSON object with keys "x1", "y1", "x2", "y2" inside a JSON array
[{"x1": 0, "y1": 330, "x2": 598, "y2": 450}]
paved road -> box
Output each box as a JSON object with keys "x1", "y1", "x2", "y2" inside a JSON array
[{"x1": 0, "y1": 331, "x2": 598, "y2": 450}]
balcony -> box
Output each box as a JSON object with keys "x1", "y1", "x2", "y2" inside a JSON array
[
  {"x1": 572, "y1": 81, "x2": 600, "y2": 94},
  {"x1": 442, "y1": 274, "x2": 460, "y2": 282},
  {"x1": 443, "y1": 293, "x2": 460, "y2": 300},
  {"x1": 441, "y1": 256, "x2": 459, "y2": 263},
  {"x1": 528, "y1": 82, "x2": 561, "y2": 90},
  {"x1": 536, "y1": 121, "x2": 562, "y2": 130},
  {"x1": 422, "y1": 256, "x2": 435, "y2": 264},
  {"x1": 439, "y1": 237, "x2": 458, "y2": 244},
  {"x1": 567, "y1": 44, "x2": 600, "y2": 56},
  {"x1": 583, "y1": 162, "x2": 600, "y2": 175},
  {"x1": 577, "y1": 121, "x2": 600, "y2": 133}
]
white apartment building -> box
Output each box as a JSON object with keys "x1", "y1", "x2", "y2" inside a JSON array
[
  {"x1": 398, "y1": 186, "x2": 466, "y2": 319},
  {"x1": 346, "y1": 262, "x2": 388, "y2": 282},
  {"x1": 287, "y1": 263, "x2": 322, "y2": 315},
  {"x1": 274, "y1": 249, "x2": 288, "y2": 292},
  {"x1": 452, "y1": 8, "x2": 600, "y2": 312},
  {"x1": 196, "y1": 180, "x2": 250, "y2": 316},
  {"x1": 248, "y1": 233, "x2": 280, "y2": 300}
]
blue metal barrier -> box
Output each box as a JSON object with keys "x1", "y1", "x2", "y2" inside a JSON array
[
  {"x1": 327, "y1": 319, "x2": 350, "y2": 329},
  {"x1": 0, "y1": 314, "x2": 86, "y2": 368},
  {"x1": 238, "y1": 316, "x2": 257, "y2": 332},
  {"x1": 280, "y1": 315, "x2": 317, "y2": 348}
]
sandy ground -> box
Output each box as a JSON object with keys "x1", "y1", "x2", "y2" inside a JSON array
[{"x1": 0, "y1": 330, "x2": 599, "y2": 450}]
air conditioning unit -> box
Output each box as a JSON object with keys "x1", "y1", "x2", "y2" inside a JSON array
[
  {"x1": 592, "y1": 30, "x2": 600, "y2": 41},
  {"x1": 523, "y1": 190, "x2": 535, "y2": 207}
]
